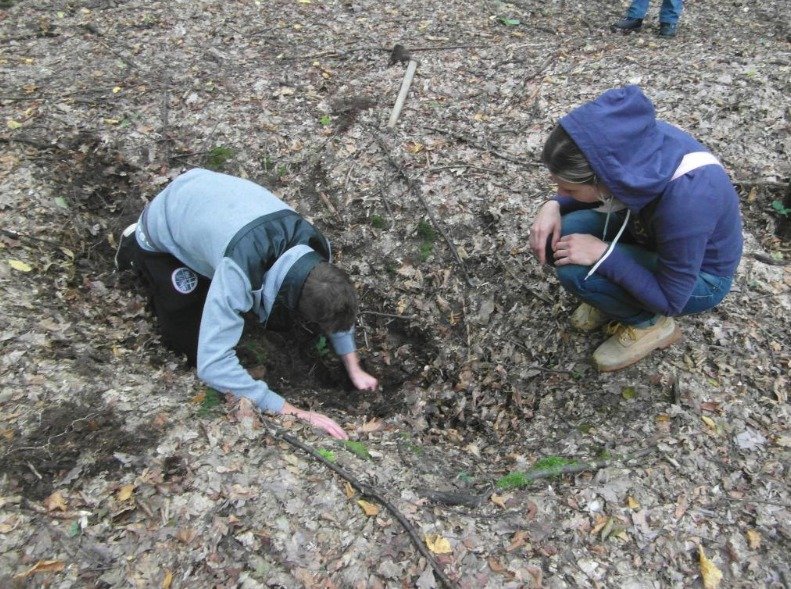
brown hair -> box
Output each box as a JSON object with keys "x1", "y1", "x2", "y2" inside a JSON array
[
  {"x1": 541, "y1": 124, "x2": 596, "y2": 185},
  {"x1": 298, "y1": 262, "x2": 357, "y2": 333}
]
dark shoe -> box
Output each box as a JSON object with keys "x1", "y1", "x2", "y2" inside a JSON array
[
  {"x1": 115, "y1": 223, "x2": 138, "y2": 271},
  {"x1": 610, "y1": 17, "x2": 643, "y2": 33},
  {"x1": 658, "y1": 22, "x2": 678, "y2": 37}
]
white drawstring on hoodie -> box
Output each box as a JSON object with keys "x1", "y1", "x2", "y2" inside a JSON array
[{"x1": 583, "y1": 151, "x2": 722, "y2": 281}]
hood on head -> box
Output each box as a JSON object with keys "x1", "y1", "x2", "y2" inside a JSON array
[{"x1": 559, "y1": 85, "x2": 686, "y2": 212}]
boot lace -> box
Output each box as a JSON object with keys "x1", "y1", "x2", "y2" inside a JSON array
[{"x1": 604, "y1": 321, "x2": 638, "y2": 345}]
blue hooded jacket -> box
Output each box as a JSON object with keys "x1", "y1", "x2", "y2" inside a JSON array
[{"x1": 556, "y1": 86, "x2": 743, "y2": 315}]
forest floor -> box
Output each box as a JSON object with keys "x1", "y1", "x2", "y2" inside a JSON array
[{"x1": 0, "y1": 0, "x2": 789, "y2": 587}]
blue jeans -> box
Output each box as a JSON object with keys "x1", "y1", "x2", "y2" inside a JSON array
[
  {"x1": 551, "y1": 209, "x2": 732, "y2": 326},
  {"x1": 627, "y1": 0, "x2": 683, "y2": 24}
]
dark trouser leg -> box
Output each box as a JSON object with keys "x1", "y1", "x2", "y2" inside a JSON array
[{"x1": 135, "y1": 251, "x2": 210, "y2": 366}]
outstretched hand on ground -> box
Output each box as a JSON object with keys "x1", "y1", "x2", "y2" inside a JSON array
[{"x1": 280, "y1": 402, "x2": 349, "y2": 439}]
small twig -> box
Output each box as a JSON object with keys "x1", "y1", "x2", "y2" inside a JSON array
[
  {"x1": 359, "y1": 314, "x2": 370, "y2": 350},
  {"x1": 377, "y1": 173, "x2": 397, "y2": 229},
  {"x1": 374, "y1": 133, "x2": 472, "y2": 285},
  {"x1": 415, "y1": 486, "x2": 492, "y2": 507},
  {"x1": 276, "y1": 46, "x2": 385, "y2": 61},
  {"x1": 26, "y1": 462, "x2": 43, "y2": 480},
  {"x1": 424, "y1": 125, "x2": 541, "y2": 168},
  {"x1": 387, "y1": 59, "x2": 418, "y2": 128},
  {"x1": 276, "y1": 44, "x2": 486, "y2": 61},
  {"x1": 0, "y1": 228, "x2": 63, "y2": 248},
  {"x1": 409, "y1": 44, "x2": 489, "y2": 53},
  {"x1": 99, "y1": 40, "x2": 142, "y2": 70},
  {"x1": 492, "y1": 252, "x2": 552, "y2": 303},
  {"x1": 726, "y1": 496, "x2": 791, "y2": 509},
  {"x1": 750, "y1": 253, "x2": 790, "y2": 267},
  {"x1": 0, "y1": 135, "x2": 54, "y2": 150},
  {"x1": 734, "y1": 179, "x2": 786, "y2": 188},
  {"x1": 261, "y1": 420, "x2": 458, "y2": 589},
  {"x1": 504, "y1": 358, "x2": 574, "y2": 375},
  {"x1": 426, "y1": 163, "x2": 501, "y2": 175},
  {"x1": 752, "y1": 288, "x2": 791, "y2": 300},
  {"x1": 461, "y1": 298, "x2": 472, "y2": 362},
  {"x1": 360, "y1": 310, "x2": 417, "y2": 320},
  {"x1": 160, "y1": 74, "x2": 171, "y2": 163},
  {"x1": 317, "y1": 191, "x2": 342, "y2": 221}
]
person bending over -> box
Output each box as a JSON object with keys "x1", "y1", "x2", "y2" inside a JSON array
[
  {"x1": 116, "y1": 168, "x2": 378, "y2": 438},
  {"x1": 529, "y1": 86, "x2": 742, "y2": 371}
]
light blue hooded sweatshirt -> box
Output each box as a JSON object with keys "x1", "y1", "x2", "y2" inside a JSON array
[{"x1": 136, "y1": 169, "x2": 355, "y2": 412}]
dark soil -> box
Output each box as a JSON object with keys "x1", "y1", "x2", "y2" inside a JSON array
[{"x1": 0, "y1": 392, "x2": 158, "y2": 500}]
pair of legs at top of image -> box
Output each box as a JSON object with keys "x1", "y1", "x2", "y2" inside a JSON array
[{"x1": 611, "y1": 0, "x2": 683, "y2": 38}]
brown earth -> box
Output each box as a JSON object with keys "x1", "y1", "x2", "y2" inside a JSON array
[{"x1": 0, "y1": 0, "x2": 789, "y2": 587}]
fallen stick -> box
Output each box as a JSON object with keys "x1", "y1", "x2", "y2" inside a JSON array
[
  {"x1": 373, "y1": 132, "x2": 473, "y2": 285},
  {"x1": 261, "y1": 421, "x2": 458, "y2": 589},
  {"x1": 387, "y1": 59, "x2": 418, "y2": 128}
]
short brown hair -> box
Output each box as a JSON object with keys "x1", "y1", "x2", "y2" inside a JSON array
[
  {"x1": 298, "y1": 262, "x2": 357, "y2": 333},
  {"x1": 542, "y1": 124, "x2": 596, "y2": 185}
]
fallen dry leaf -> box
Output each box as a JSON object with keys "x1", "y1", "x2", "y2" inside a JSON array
[
  {"x1": 360, "y1": 418, "x2": 383, "y2": 433},
  {"x1": 152, "y1": 413, "x2": 169, "y2": 429},
  {"x1": 506, "y1": 530, "x2": 528, "y2": 552},
  {"x1": 357, "y1": 499, "x2": 380, "y2": 516},
  {"x1": 0, "y1": 515, "x2": 21, "y2": 534},
  {"x1": 488, "y1": 556, "x2": 505, "y2": 572},
  {"x1": 13, "y1": 560, "x2": 65, "y2": 578},
  {"x1": 176, "y1": 527, "x2": 198, "y2": 544},
  {"x1": 700, "y1": 401, "x2": 721, "y2": 413},
  {"x1": 8, "y1": 259, "x2": 32, "y2": 272},
  {"x1": 117, "y1": 484, "x2": 135, "y2": 502},
  {"x1": 746, "y1": 529, "x2": 761, "y2": 550},
  {"x1": 162, "y1": 570, "x2": 173, "y2": 589},
  {"x1": 490, "y1": 493, "x2": 509, "y2": 509},
  {"x1": 44, "y1": 491, "x2": 68, "y2": 512},
  {"x1": 591, "y1": 514, "x2": 609, "y2": 535},
  {"x1": 698, "y1": 545, "x2": 723, "y2": 589},
  {"x1": 425, "y1": 534, "x2": 452, "y2": 554}
]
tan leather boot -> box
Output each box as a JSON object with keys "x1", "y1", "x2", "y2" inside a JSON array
[
  {"x1": 570, "y1": 303, "x2": 608, "y2": 332},
  {"x1": 593, "y1": 316, "x2": 682, "y2": 372}
]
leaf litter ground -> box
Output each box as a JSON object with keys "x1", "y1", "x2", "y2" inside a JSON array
[{"x1": 0, "y1": 0, "x2": 789, "y2": 587}]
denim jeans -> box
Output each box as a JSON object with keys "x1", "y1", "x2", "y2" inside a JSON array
[
  {"x1": 627, "y1": 0, "x2": 683, "y2": 24},
  {"x1": 551, "y1": 209, "x2": 732, "y2": 326}
]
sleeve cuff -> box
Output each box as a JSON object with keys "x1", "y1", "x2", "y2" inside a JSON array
[
  {"x1": 247, "y1": 389, "x2": 285, "y2": 413},
  {"x1": 328, "y1": 328, "x2": 356, "y2": 356}
]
